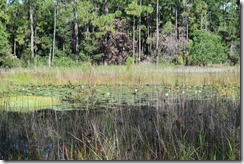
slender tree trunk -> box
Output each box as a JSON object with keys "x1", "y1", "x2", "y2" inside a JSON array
[
  {"x1": 49, "y1": 47, "x2": 52, "y2": 68},
  {"x1": 104, "y1": 0, "x2": 108, "y2": 14},
  {"x1": 13, "y1": 40, "x2": 16, "y2": 56},
  {"x1": 104, "y1": 0, "x2": 109, "y2": 65},
  {"x1": 138, "y1": 0, "x2": 142, "y2": 63},
  {"x1": 133, "y1": 15, "x2": 135, "y2": 64},
  {"x1": 73, "y1": 0, "x2": 79, "y2": 56},
  {"x1": 156, "y1": 0, "x2": 159, "y2": 65},
  {"x1": 52, "y1": 0, "x2": 57, "y2": 66},
  {"x1": 175, "y1": 8, "x2": 178, "y2": 38},
  {"x1": 146, "y1": 9, "x2": 150, "y2": 56},
  {"x1": 175, "y1": 6, "x2": 178, "y2": 57},
  {"x1": 205, "y1": 14, "x2": 208, "y2": 30},
  {"x1": 29, "y1": 0, "x2": 35, "y2": 64},
  {"x1": 187, "y1": 23, "x2": 188, "y2": 41}
]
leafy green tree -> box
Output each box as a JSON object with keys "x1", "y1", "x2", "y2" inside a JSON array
[
  {"x1": 0, "y1": 0, "x2": 239, "y2": 67},
  {"x1": 0, "y1": 22, "x2": 10, "y2": 56},
  {"x1": 189, "y1": 30, "x2": 227, "y2": 66},
  {"x1": 0, "y1": 0, "x2": 10, "y2": 55},
  {"x1": 0, "y1": 0, "x2": 17, "y2": 67},
  {"x1": 125, "y1": 0, "x2": 153, "y2": 63}
]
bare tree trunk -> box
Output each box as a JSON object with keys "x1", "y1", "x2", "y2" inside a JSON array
[
  {"x1": 205, "y1": 14, "x2": 208, "y2": 30},
  {"x1": 175, "y1": 8, "x2": 178, "y2": 37},
  {"x1": 133, "y1": 15, "x2": 135, "y2": 64},
  {"x1": 138, "y1": 0, "x2": 142, "y2": 63},
  {"x1": 175, "y1": 6, "x2": 178, "y2": 57},
  {"x1": 52, "y1": 0, "x2": 57, "y2": 66},
  {"x1": 29, "y1": 0, "x2": 35, "y2": 64},
  {"x1": 156, "y1": 0, "x2": 159, "y2": 65},
  {"x1": 48, "y1": 47, "x2": 52, "y2": 68},
  {"x1": 13, "y1": 40, "x2": 16, "y2": 56},
  {"x1": 104, "y1": 0, "x2": 108, "y2": 14},
  {"x1": 146, "y1": 9, "x2": 150, "y2": 56},
  {"x1": 73, "y1": 0, "x2": 79, "y2": 57}
]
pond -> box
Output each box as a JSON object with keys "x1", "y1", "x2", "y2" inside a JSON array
[{"x1": 0, "y1": 84, "x2": 240, "y2": 160}]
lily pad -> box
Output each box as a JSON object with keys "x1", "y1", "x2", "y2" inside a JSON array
[{"x1": 0, "y1": 96, "x2": 60, "y2": 112}]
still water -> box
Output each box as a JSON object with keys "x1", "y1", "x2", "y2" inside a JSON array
[{"x1": 0, "y1": 85, "x2": 240, "y2": 160}]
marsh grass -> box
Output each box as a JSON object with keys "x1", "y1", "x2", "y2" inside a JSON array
[
  {"x1": 0, "y1": 65, "x2": 240, "y2": 87},
  {"x1": 0, "y1": 65, "x2": 240, "y2": 160}
]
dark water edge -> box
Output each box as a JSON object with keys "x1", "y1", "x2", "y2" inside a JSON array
[{"x1": 0, "y1": 98, "x2": 240, "y2": 160}]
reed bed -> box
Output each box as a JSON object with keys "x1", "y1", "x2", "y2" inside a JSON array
[{"x1": 0, "y1": 65, "x2": 240, "y2": 87}]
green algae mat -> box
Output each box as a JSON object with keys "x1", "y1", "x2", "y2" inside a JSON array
[{"x1": 0, "y1": 96, "x2": 60, "y2": 112}]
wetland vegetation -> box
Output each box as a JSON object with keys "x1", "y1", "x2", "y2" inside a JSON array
[
  {"x1": 0, "y1": 65, "x2": 240, "y2": 160},
  {"x1": 0, "y1": 0, "x2": 241, "y2": 160}
]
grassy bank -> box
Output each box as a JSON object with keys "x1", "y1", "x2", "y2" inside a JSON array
[{"x1": 0, "y1": 65, "x2": 240, "y2": 88}]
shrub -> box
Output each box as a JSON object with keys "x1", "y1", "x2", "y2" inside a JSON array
[
  {"x1": 159, "y1": 58, "x2": 175, "y2": 67},
  {"x1": 189, "y1": 30, "x2": 228, "y2": 66},
  {"x1": 54, "y1": 56, "x2": 77, "y2": 67},
  {"x1": 79, "y1": 52, "x2": 90, "y2": 62},
  {"x1": 0, "y1": 54, "x2": 20, "y2": 68},
  {"x1": 177, "y1": 55, "x2": 184, "y2": 65},
  {"x1": 125, "y1": 56, "x2": 134, "y2": 70}
]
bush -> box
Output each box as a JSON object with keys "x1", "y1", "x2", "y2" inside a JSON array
[
  {"x1": 54, "y1": 56, "x2": 77, "y2": 67},
  {"x1": 177, "y1": 55, "x2": 184, "y2": 65},
  {"x1": 229, "y1": 54, "x2": 240, "y2": 65},
  {"x1": 159, "y1": 58, "x2": 175, "y2": 67},
  {"x1": 189, "y1": 30, "x2": 228, "y2": 66},
  {"x1": 0, "y1": 54, "x2": 20, "y2": 68},
  {"x1": 125, "y1": 56, "x2": 134, "y2": 70},
  {"x1": 79, "y1": 52, "x2": 90, "y2": 62}
]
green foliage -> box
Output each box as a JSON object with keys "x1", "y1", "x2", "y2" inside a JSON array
[
  {"x1": 0, "y1": 54, "x2": 20, "y2": 68},
  {"x1": 160, "y1": 58, "x2": 175, "y2": 67},
  {"x1": 77, "y1": 0, "x2": 94, "y2": 27},
  {"x1": 125, "y1": 56, "x2": 134, "y2": 70},
  {"x1": 164, "y1": 21, "x2": 173, "y2": 35},
  {"x1": 81, "y1": 61, "x2": 92, "y2": 72},
  {"x1": 189, "y1": 30, "x2": 227, "y2": 66},
  {"x1": 54, "y1": 56, "x2": 77, "y2": 67},
  {"x1": 125, "y1": 1, "x2": 142, "y2": 17},
  {"x1": 0, "y1": 0, "x2": 239, "y2": 66},
  {"x1": 229, "y1": 54, "x2": 240, "y2": 65},
  {"x1": 177, "y1": 55, "x2": 184, "y2": 65},
  {"x1": 79, "y1": 52, "x2": 90, "y2": 62},
  {"x1": 80, "y1": 37, "x2": 98, "y2": 56},
  {"x1": 0, "y1": 22, "x2": 10, "y2": 55},
  {"x1": 92, "y1": 14, "x2": 115, "y2": 36}
]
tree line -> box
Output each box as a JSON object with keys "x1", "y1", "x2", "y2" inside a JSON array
[{"x1": 0, "y1": 0, "x2": 240, "y2": 67}]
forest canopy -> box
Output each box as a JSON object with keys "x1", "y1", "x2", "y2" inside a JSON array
[{"x1": 0, "y1": 0, "x2": 240, "y2": 67}]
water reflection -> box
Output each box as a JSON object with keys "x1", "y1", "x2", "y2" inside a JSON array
[{"x1": 0, "y1": 95, "x2": 240, "y2": 160}]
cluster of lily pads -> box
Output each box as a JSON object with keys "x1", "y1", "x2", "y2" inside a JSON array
[{"x1": 0, "y1": 84, "x2": 240, "y2": 112}]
